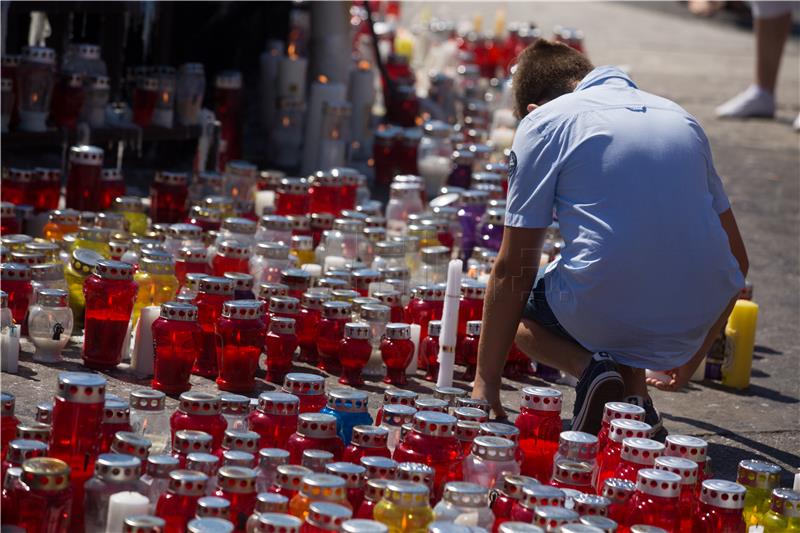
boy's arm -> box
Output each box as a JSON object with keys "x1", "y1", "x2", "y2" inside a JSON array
[
  {"x1": 472, "y1": 226, "x2": 546, "y2": 417},
  {"x1": 719, "y1": 208, "x2": 749, "y2": 277}
]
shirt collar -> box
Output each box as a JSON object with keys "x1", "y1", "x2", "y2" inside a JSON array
[{"x1": 574, "y1": 66, "x2": 638, "y2": 91}]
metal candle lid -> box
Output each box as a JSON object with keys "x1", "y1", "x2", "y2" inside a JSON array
[
  {"x1": 621, "y1": 438, "x2": 664, "y2": 465},
  {"x1": 351, "y1": 425, "x2": 389, "y2": 448},
  {"x1": 69, "y1": 144, "x2": 104, "y2": 166},
  {"x1": 290, "y1": 235, "x2": 313, "y2": 251},
  {"x1": 552, "y1": 460, "x2": 594, "y2": 487},
  {"x1": 255, "y1": 242, "x2": 289, "y2": 261},
  {"x1": 49, "y1": 209, "x2": 81, "y2": 225},
  {"x1": 664, "y1": 434, "x2": 708, "y2": 463},
  {"x1": 344, "y1": 322, "x2": 370, "y2": 339},
  {"x1": 414, "y1": 284, "x2": 445, "y2": 301},
  {"x1": 326, "y1": 462, "x2": 366, "y2": 489},
  {"x1": 432, "y1": 386, "x2": 467, "y2": 406},
  {"x1": 385, "y1": 323, "x2": 411, "y2": 340},
  {"x1": 332, "y1": 289, "x2": 360, "y2": 302},
  {"x1": 608, "y1": 419, "x2": 652, "y2": 443},
  {"x1": 139, "y1": 257, "x2": 175, "y2": 276},
  {"x1": 479, "y1": 422, "x2": 520, "y2": 444},
  {"x1": 635, "y1": 468, "x2": 681, "y2": 498},
  {"x1": 221, "y1": 217, "x2": 256, "y2": 235},
  {"x1": 465, "y1": 320, "x2": 482, "y2": 336},
  {"x1": 93, "y1": 259, "x2": 134, "y2": 281},
  {"x1": 769, "y1": 488, "x2": 800, "y2": 518},
  {"x1": 154, "y1": 170, "x2": 188, "y2": 186},
  {"x1": 427, "y1": 320, "x2": 442, "y2": 337},
  {"x1": 360, "y1": 304, "x2": 390, "y2": 323},
  {"x1": 6, "y1": 439, "x2": 48, "y2": 465},
  {"x1": 0, "y1": 262, "x2": 31, "y2": 281},
  {"x1": 281, "y1": 268, "x2": 311, "y2": 290},
  {"x1": 217, "y1": 466, "x2": 257, "y2": 494},
  {"x1": 179, "y1": 391, "x2": 222, "y2": 415},
  {"x1": 218, "y1": 239, "x2": 251, "y2": 259},
  {"x1": 123, "y1": 515, "x2": 167, "y2": 533},
  {"x1": 521, "y1": 386, "x2": 563, "y2": 412},
  {"x1": 275, "y1": 464, "x2": 312, "y2": 491},
  {"x1": 21, "y1": 458, "x2": 70, "y2": 492},
  {"x1": 360, "y1": 456, "x2": 397, "y2": 480},
  {"x1": 326, "y1": 389, "x2": 369, "y2": 413},
  {"x1": 197, "y1": 496, "x2": 231, "y2": 519},
  {"x1": 558, "y1": 431, "x2": 599, "y2": 462},
  {"x1": 111, "y1": 432, "x2": 152, "y2": 460},
  {"x1": 10, "y1": 250, "x2": 45, "y2": 265},
  {"x1": 459, "y1": 279, "x2": 487, "y2": 299},
  {"x1": 307, "y1": 502, "x2": 353, "y2": 531},
  {"x1": 533, "y1": 507, "x2": 579, "y2": 530},
  {"x1": 497, "y1": 523, "x2": 544, "y2": 533},
  {"x1": 302, "y1": 291, "x2": 331, "y2": 310},
  {"x1": 35, "y1": 401, "x2": 52, "y2": 424},
  {"x1": 199, "y1": 276, "x2": 235, "y2": 295},
  {"x1": 500, "y1": 474, "x2": 539, "y2": 500},
  {"x1": 602, "y1": 402, "x2": 645, "y2": 424},
  {"x1": 174, "y1": 430, "x2": 213, "y2": 455},
  {"x1": 56, "y1": 372, "x2": 106, "y2": 404},
  {"x1": 322, "y1": 300, "x2": 352, "y2": 319},
  {"x1": 269, "y1": 295, "x2": 299, "y2": 315},
  {"x1": 283, "y1": 373, "x2": 326, "y2": 396},
  {"x1": 15, "y1": 421, "x2": 50, "y2": 443},
  {"x1": 130, "y1": 389, "x2": 166, "y2": 411},
  {"x1": 187, "y1": 517, "x2": 235, "y2": 533},
  {"x1": 253, "y1": 492, "x2": 288, "y2": 514},
  {"x1": 186, "y1": 453, "x2": 220, "y2": 476},
  {"x1": 258, "y1": 448, "x2": 290, "y2": 470},
  {"x1": 342, "y1": 520, "x2": 387, "y2": 533},
  {"x1": 414, "y1": 398, "x2": 448, "y2": 413},
  {"x1": 443, "y1": 482, "x2": 488, "y2": 507},
  {"x1": 297, "y1": 413, "x2": 338, "y2": 438},
  {"x1": 384, "y1": 480, "x2": 430, "y2": 506},
  {"x1": 382, "y1": 404, "x2": 417, "y2": 427},
  {"x1": 223, "y1": 450, "x2": 256, "y2": 468},
  {"x1": 77, "y1": 225, "x2": 112, "y2": 243},
  {"x1": 115, "y1": 195, "x2": 145, "y2": 213},
  {"x1": 454, "y1": 407, "x2": 488, "y2": 423},
  {"x1": 94, "y1": 453, "x2": 141, "y2": 482},
  {"x1": 303, "y1": 449, "x2": 335, "y2": 472},
  {"x1": 259, "y1": 282, "x2": 289, "y2": 300},
  {"x1": 364, "y1": 478, "x2": 391, "y2": 502},
  {"x1": 737, "y1": 459, "x2": 781, "y2": 489},
  {"x1": 396, "y1": 462, "x2": 435, "y2": 490},
  {"x1": 601, "y1": 478, "x2": 636, "y2": 504},
  {"x1": 572, "y1": 493, "x2": 611, "y2": 518},
  {"x1": 35, "y1": 288, "x2": 68, "y2": 307},
  {"x1": 257, "y1": 391, "x2": 300, "y2": 415},
  {"x1": 146, "y1": 454, "x2": 179, "y2": 478},
  {"x1": 654, "y1": 456, "x2": 698, "y2": 486},
  {"x1": 521, "y1": 484, "x2": 566, "y2": 509},
  {"x1": 383, "y1": 389, "x2": 417, "y2": 406},
  {"x1": 699, "y1": 479, "x2": 747, "y2": 509},
  {"x1": 169, "y1": 469, "x2": 208, "y2": 496},
  {"x1": 300, "y1": 473, "x2": 347, "y2": 501},
  {"x1": 471, "y1": 436, "x2": 516, "y2": 461},
  {"x1": 257, "y1": 512, "x2": 302, "y2": 533},
  {"x1": 160, "y1": 301, "x2": 198, "y2": 321},
  {"x1": 222, "y1": 429, "x2": 260, "y2": 453},
  {"x1": 220, "y1": 393, "x2": 250, "y2": 416},
  {"x1": 221, "y1": 299, "x2": 263, "y2": 319}
]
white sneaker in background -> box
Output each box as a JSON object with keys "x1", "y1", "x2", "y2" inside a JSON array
[
  {"x1": 716, "y1": 85, "x2": 776, "y2": 118},
  {"x1": 793, "y1": 112, "x2": 800, "y2": 131}
]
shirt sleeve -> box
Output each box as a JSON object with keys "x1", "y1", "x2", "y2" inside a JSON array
[
  {"x1": 695, "y1": 121, "x2": 731, "y2": 214},
  {"x1": 504, "y1": 121, "x2": 562, "y2": 228}
]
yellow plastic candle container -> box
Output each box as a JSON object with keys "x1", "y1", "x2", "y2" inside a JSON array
[
  {"x1": 763, "y1": 488, "x2": 800, "y2": 533},
  {"x1": 722, "y1": 299, "x2": 759, "y2": 389},
  {"x1": 131, "y1": 257, "x2": 179, "y2": 326},
  {"x1": 738, "y1": 460, "x2": 782, "y2": 527},
  {"x1": 71, "y1": 226, "x2": 112, "y2": 258},
  {"x1": 64, "y1": 248, "x2": 104, "y2": 327},
  {"x1": 114, "y1": 196, "x2": 149, "y2": 236},
  {"x1": 373, "y1": 481, "x2": 434, "y2": 533}
]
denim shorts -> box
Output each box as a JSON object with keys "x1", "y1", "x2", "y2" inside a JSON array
[{"x1": 522, "y1": 277, "x2": 581, "y2": 345}]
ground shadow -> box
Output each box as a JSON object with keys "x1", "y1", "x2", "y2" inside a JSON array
[{"x1": 700, "y1": 380, "x2": 799, "y2": 404}]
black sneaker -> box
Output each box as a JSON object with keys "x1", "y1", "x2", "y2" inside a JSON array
[
  {"x1": 626, "y1": 395, "x2": 668, "y2": 442},
  {"x1": 571, "y1": 352, "x2": 625, "y2": 434}
]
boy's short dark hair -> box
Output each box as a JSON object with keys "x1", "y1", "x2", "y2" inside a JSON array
[{"x1": 512, "y1": 39, "x2": 594, "y2": 118}]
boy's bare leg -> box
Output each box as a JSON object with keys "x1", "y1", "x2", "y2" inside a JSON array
[{"x1": 515, "y1": 319, "x2": 592, "y2": 378}]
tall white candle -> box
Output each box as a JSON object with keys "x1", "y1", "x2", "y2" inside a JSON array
[
  {"x1": 302, "y1": 78, "x2": 346, "y2": 174},
  {"x1": 794, "y1": 472, "x2": 800, "y2": 491},
  {"x1": 0, "y1": 325, "x2": 20, "y2": 373},
  {"x1": 278, "y1": 55, "x2": 308, "y2": 101},
  {"x1": 436, "y1": 259, "x2": 463, "y2": 388},
  {"x1": 131, "y1": 306, "x2": 160, "y2": 377},
  {"x1": 407, "y1": 323, "x2": 421, "y2": 375},
  {"x1": 105, "y1": 491, "x2": 149, "y2": 533}
]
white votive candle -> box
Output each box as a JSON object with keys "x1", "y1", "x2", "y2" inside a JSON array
[{"x1": 105, "y1": 491, "x2": 149, "y2": 533}]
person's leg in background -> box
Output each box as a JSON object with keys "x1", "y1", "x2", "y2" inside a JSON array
[{"x1": 717, "y1": 2, "x2": 795, "y2": 120}]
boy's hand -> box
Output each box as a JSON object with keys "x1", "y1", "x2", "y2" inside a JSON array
[
  {"x1": 645, "y1": 365, "x2": 694, "y2": 392},
  {"x1": 472, "y1": 378, "x2": 507, "y2": 420}
]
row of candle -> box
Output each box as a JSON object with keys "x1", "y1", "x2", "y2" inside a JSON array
[{"x1": 2, "y1": 375, "x2": 797, "y2": 533}]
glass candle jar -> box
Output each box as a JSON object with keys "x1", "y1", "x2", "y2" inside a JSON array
[
  {"x1": 338, "y1": 322, "x2": 372, "y2": 386},
  {"x1": 303, "y1": 501, "x2": 353, "y2": 533},
  {"x1": 283, "y1": 373, "x2": 327, "y2": 413},
  {"x1": 244, "y1": 492, "x2": 289, "y2": 529},
  {"x1": 248, "y1": 391, "x2": 300, "y2": 450},
  {"x1": 508, "y1": 484, "x2": 565, "y2": 523},
  {"x1": 52, "y1": 71, "x2": 85, "y2": 128},
  {"x1": 490, "y1": 474, "x2": 539, "y2": 531},
  {"x1": 275, "y1": 178, "x2": 311, "y2": 216},
  {"x1": 296, "y1": 292, "x2": 328, "y2": 364},
  {"x1": 654, "y1": 456, "x2": 699, "y2": 531},
  {"x1": 623, "y1": 468, "x2": 682, "y2": 533},
  {"x1": 432, "y1": 482, "x2": 494, "y2": 530},
  {"x1": 30, "y1": 168, "x2": 61, "y2": 213},
  {"x1": 216, "y1": 299, "x2": 265, "y2": 393},
  {"x1": 172, "y1": 431, "x2": 213, "y2": 469},
  {"x1": 462, "y1": 436, "x2": 519, "y2": 490},
  {"x1": 140, "y1": 454, "x2": 178, "y2": 505},
  {"x1": 81, "y1": 74, "x2": 110, "y2": 128},
  {"x1": 220, "y1": 394, "x2": 251, "y2": 431},
  {"x1": 737, "y1": 459, "x2": 782, "y2": 528},
  {"x1": 111, "y1": 431, "x2": 152, "y2": 467},
  {"x1": 290, "y1": 235, "x2": 315, "y2": 267},
  {"x1": 380, "y1": 323, "x2": 414, "y2": 385},
  {"x1": 374, "y1": 390, "x2": 417, "y2": 427},
  {"x1": 478, "y1": 208, "x2": 504, "y2": 253},
  {"x1": 513, "y1": 386, "x2": 562, "y2": 483},
  {"x1": 596, "y1": 419, "x2": 653, "y2": 494},
  {"x1": 316, "y1": 300, "x2": 351, "y2": 372},
  {"x1": 281, "y1": 268, "x2": 311, "y2": 300},
  {"x1": 550, "y1": 459, "x2": 594, "y2": 493},
  {"x1": 256, "y1": 448, "x2": 289, "y2": 492},
  {"x1": 552, "y1": 430, "x2": 599, "y2": 482},
  {"x1": 82, "y1": 260, "x2": 138, "y2": 369},
  {"x1": 457, "y1": 190, "x2": 489, "y2": 262},
  {"x1": 84, "y1": 453, "x2": 145, "y2": 532},
  {"x1": 320, "y1": 389, "x2": 372, "y2": 445},
  {"x1": 224, "y1": 272, "x2": 255, "y2": 300},
  {"x1": 404, "y1": 285, "x2": 444, "y2": 344},
  {"x1": 460, "y1": 320, "x2": 481, "y2": 381},
  {"x1": 384, "y1": 183, "x2": 423, "y2": 238},
  {"x1": 42, "y1": 209, "x2": 79, "y2": 241},
  {"x1": 193, "y1": 276, "x2": 234, "y2": 377},
  {"x1": 373, "y1": 481, "x2": 434, "y2": 533},
  {"x1": 326, "y1": 462, "x2": 367, "y2": 511},
  {"x1": 355, "y1": 479, "x2": 391, "y2": 520},
  {"x1": 65, "y1": 145, "x2": 104, "y2": 211},
  {"x1": 261, "y1": 316, "x2": 296, "y2": 382},
  {"x1": 16, "y1": 458, "x2": 73, "y2": 532},
  {"x1": 1, "y1": 262, "x2": 32, "y2": 325},
  {"x1": 134, "y1": 75, "x2": 158, "y2": 126},
  {"x1": 0, "y1": 203, "x2": 19, "y2": 234},
  {"x1": 252, "y1": 243, "x2": 291, "y2": 286},
  {"x1": 2, "y1": 439, "x2": 48, "y2": 482},
  {"x1": 151, "y1": 302, "x2": 203, "y2": 394},
  {"x1": 150, "y1": 66, "x2": 176, "y2": 128},
  {"x1": 176, "y1": 62, "x2": 205, "y2": 126},
  {"x1": 664, "y1": 435, "x2": 708, "y2": 487},
  {"x1": 3, "y1": 168, "x2": 32, "y2": 205},
  {"x1": 213, "y1": 240, "x2": 252, "y2": 277},
  {"x1": 133, "y1": 257, "x2": 179, "y2": 327},
  {"x1": 289, "y1": 474, "x2": 351, "y2": 520},
  {"x1": 457, "y1": 278, "x2": 485, "y2": 345},
  {"x1": 16, "y1": 46, "x2": 56, "y2": 132},
  {"x1": 693, "y1": 479, "x2": 748, "y2": 533},
  {"x1": 418, "y1": 320, "x2": 441, "y2": 382},
  {"x1": 130, "y1": 389, "x2": 170, "y2": 454},
  {"x1": 287, "y1": 413, "x2": 344, "y2": 464},
  {"x1": 598, "y1": 477, "x2": 636, "y2": 526},
  {"x1": 176, "y1": 246, "x2": 209, "y2": 285},
  {"x1": 155, "y1": 469, "x2": 209, "y2": 532},
  {"x1": 342, "y1": 425, "x2": 391, "y2": 464},
  {"x1": 170, "y1": 392, "x2": 226, "y2": 453},
  {"x1": 271, "y1": 464, "x2": 313, "y2": 501},
  {"x1": 164, "y1": 223, "x2": 203, "y2": 257},
  {"x1": 597, "y1": 402, "x2": 646, "y2": 456},
  {"x1": 393, "y1": 412, "x2": 462, "y2": 499},
  {"x1": 612, "y1": 437, "x2": 665, "y2": 485},
  {"x1": 215, "y1": 70, "x2": 244, "y2": 169},
  {"x1": 98, "y1": 398, "x2": 132, "y2": 454},
  {"x1": 151, "y1": 171, "x2": 189, "y2": 224}
]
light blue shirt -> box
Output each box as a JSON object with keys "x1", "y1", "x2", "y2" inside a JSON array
[{"x1": 506, "y1": 66, "x2": 744, "y2": 370}]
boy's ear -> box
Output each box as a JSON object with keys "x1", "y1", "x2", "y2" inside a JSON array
[{"x1": 527, "y1": 103, "x2": 539, "y2": 113}]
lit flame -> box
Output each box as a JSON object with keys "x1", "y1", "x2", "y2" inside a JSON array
[
  {"x1": 357, "y1": 60, "x2": 371, "y2": 70},
  {"x1": 318, "y1": 75, "x2": 328, "y2": 84},
  {"x1": 288, "y1": 43, "x2": 298, "y2": 60}
]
